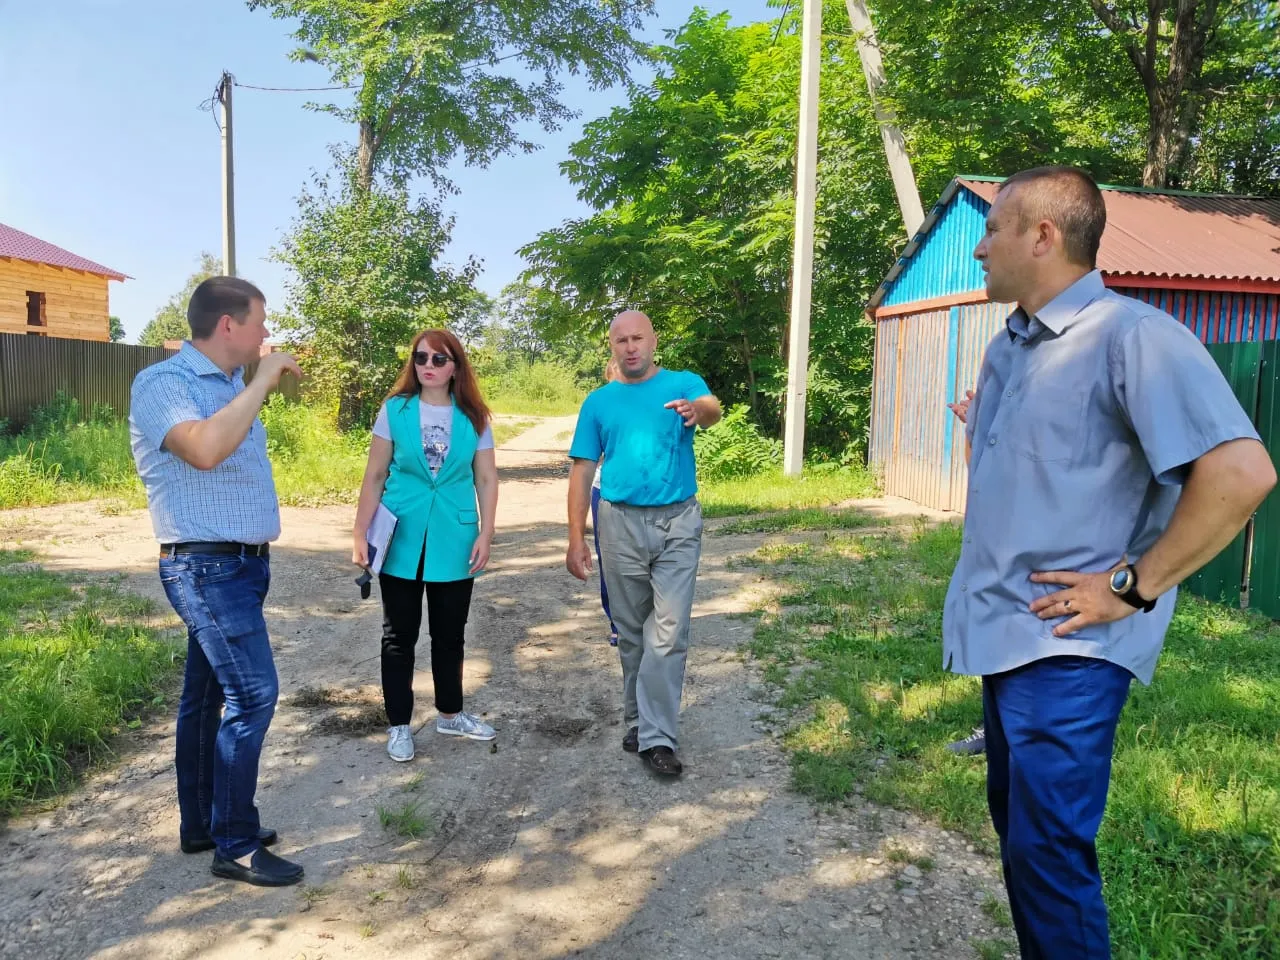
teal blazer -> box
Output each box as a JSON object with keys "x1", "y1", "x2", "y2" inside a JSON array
[{"x1": 380, "y1": 395, "x2": 481, "y2": 582}]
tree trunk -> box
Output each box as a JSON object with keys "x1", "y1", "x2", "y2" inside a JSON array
[
  {"x1": 356, "y1": 120, "x2": 376, "y2": 194},
  {"x1": 741, "y1": 333, "x2": 759, "y2": 420},
  {"x1": 1088, "y1": 0, "x2": 1219, "y2": 188}
]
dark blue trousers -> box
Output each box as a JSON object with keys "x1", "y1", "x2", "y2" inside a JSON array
[
  {"x1": 983, "y1": 655, "x2": 1133, "y2": 960},
  {"x1": 590, "y1": 484, "x2": 618, "y2": 644},
  {"x1": 161, "y1": 553, "x2": 277, "y2": 860}
]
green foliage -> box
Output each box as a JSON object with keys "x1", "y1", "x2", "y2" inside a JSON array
[
  {"x1": 0, "y1": 393, "x2": 141, "y2": 508},
  {"x1": 272, "y1": 174, "x2": 477, "y2": 430},
  {"x1": 257, "y1": 395, "x2": 369, "y2": 504},
  {"x1": 873, "y1": 0, "x2": 1280, "y2": 191},
  {"x1": 0, "y1": 551, "x2": 181, "y2": 815},
  {"x1": 519, "y1": 9, "x2": 909, "y2": 459},
  {"x1": 748, "y1": 522, "x2": 1280, "y2": 959},
  {"x1": 249, "y1": 0, "x2": 656, "y2": 189},
  {"x1": 0, "y1": 393, "x2": 367, "y2": 509},
  {"x1": 108, "y1": 315, "x2": 126, "y2": 343},
  {"x1": 694, "y1": 404, "x2": 782, "y2": 481},
  {"x1": 137, "y1": 252, "x2": 220, "y2": 347},
  {"x1": 477, "y1": 358, "x2": 588, "y2": 417}
]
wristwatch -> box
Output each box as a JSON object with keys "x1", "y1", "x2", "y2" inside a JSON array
[{"x1": 1109, "y1": 564, "x2": 1156, "y2": 613}]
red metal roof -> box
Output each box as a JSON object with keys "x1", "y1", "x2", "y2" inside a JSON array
[
  {"x1": 958, "y1": 178, "x2": 1280, "y2": 284},
  {"x1": 0, "y1": 222, "x2": 127, "y2": 280}
]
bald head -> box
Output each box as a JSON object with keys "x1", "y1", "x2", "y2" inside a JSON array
[
  {"x1": 610, "y1": 310, "x2": 654, "y2": 336},
  {"x1": 609, "y1": 310, "x2": 659, "y2": 382}
]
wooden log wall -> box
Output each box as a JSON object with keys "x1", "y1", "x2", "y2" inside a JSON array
[{"x1": 0, "y1": 258, "x2": 112, "y2": 342}]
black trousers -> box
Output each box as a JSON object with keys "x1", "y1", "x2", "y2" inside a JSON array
[{"x1": 378, "y1": 573, "x2": 475, "y2": 725}]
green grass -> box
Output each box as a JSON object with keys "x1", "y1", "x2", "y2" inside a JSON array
[
  {"x1": 0, "y1": 395, "x2": 369, "y2": 510},
  {"x1": 491, "y1": 420, "x2": 537, "y2": 446},
  {"x1": 0, "y1": 549, "x2": 182, "y2": 816},
  {"x1": 712, "y1": 507, "x2": 887, "y2": 536},
  {"x1": 479, "y1": 359, "x2": 588, "y2": 416},
  {"x1": 972, "y1": 938, "x2": 1017, "y2": 960},
  {"x1": 377, "y1": 799, "x2": 431, "y2": 839},
  {"x1": 746, "y1": 521, "x2": 1280, "y2": 959},
  {"x1": 699, "y1": 466, "x2": 878, "y2": 518}
]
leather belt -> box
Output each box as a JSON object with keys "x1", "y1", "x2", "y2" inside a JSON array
[{"x1": 159, "y1": 542, "x2": 270, "y2": 558}]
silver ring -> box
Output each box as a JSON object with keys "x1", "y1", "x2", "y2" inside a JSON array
[{"x1": 1064, "y1": 600, "x2": 1072, "y2": 610}]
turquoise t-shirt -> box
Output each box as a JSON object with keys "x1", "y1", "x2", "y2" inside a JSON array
[{"x1": 569, "y1": 368, "x2": 711, "y2": 507}]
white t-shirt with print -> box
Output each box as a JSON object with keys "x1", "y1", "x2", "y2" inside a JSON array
[{"x1": 372, "y1": 399, "x2": 495, "y2": 475}]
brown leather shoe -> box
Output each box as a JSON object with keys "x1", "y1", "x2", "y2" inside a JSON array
[
  {"x1": 641, "y1": 746, "x2": 682, "y2": 777},
  {"x1": 622, "y1": 726, "x2": 639, "y2": 753}
]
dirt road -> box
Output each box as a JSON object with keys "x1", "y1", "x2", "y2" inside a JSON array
[{"x1": 1, "y1": 417, "x2": 1008, "y2": 960}]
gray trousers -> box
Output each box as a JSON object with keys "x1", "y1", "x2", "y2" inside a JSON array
[{"x1": 596, "y1": 496, "x2": 703, "y2": 752}]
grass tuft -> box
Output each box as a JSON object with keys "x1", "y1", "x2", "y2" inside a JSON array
[{"x1": 377, "y1": 800, "x2": 432, "y2": 840}]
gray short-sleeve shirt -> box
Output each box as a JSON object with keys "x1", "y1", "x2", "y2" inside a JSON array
[{"x1": 944, "y1": 270, "x2": 1259, "y2": 684}]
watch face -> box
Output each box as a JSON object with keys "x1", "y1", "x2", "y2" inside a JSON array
[{"x1": 1110, "y1": 568, "x2": 1133, "y2": 594}]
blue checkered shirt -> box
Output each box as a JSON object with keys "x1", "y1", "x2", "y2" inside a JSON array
[{"x1": 129, "y1": 342, "x2": 280, "y2": 544}]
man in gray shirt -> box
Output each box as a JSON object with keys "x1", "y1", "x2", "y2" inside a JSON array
[{"x1": 945, "y1": 166, "x2": 1274, "y2": 959}]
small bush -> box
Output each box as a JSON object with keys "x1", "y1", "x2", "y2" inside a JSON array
[{"x1": 694, "y1": 404, "x2": 782, "y2": 480}]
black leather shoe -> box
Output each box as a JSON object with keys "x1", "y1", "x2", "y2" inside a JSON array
[
  {"x1": 181, "y1": 827, "x2": 278, "y2": 855},
  {"x1": 641, "y1": 746, "x2": 683, "y2": 777},
  {"x1": 211, "y1": 847, "x2": 304, "y2": 887},
  {"x1": 622, "y1": 726, "x2": 639, "y2": 753}
]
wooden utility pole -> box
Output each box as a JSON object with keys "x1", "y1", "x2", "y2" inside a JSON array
[
  {"x1": 782, "y1": 0, "x2": 822, "y2": 476},
  {"x1": 217, "y1": 71, "x2": 237, "y2": 277},
  {"x1": 844, "y1": 0, "x2": 924, "y2": 236}
]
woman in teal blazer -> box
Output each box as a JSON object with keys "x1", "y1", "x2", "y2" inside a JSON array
[{"x1": 352, "y1": 328, "x2": 499, "y2": 763}]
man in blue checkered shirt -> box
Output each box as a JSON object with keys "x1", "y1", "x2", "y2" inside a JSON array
[{"x1": 129, "y1": 276, "x2": 304, "y2": 887}]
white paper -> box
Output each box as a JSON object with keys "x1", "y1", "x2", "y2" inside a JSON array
[{"x1": 366, "y1": 503, "x2": 399, "y2": 575}]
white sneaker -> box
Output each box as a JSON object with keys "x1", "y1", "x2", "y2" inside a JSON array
[
  {"x1": 386, "y1": 724, "x2": 415, "y2": 762},
  {"x1": 436, "y1": 712, "x2": 496, "y2": 741}
]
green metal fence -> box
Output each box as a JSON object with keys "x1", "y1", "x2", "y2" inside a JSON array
[
  {"x1": 1183, "y1": 340, "x2": 1280, "y2": 617},
  {"x1": 1246, "y1": 340, "x2": 1280, "y2": 619}
]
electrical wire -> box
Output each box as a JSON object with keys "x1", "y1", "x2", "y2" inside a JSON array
[
  {"x1": 233, "y1": 81, "x2": 357, "y2": 92},
  {"x1": 772, "y1": 0, "x2": 794, "y2": 46}
]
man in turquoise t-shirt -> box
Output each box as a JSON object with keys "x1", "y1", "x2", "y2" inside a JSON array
[{"x1": 567, "y1": 310, "x2": 722, "y2": 777}]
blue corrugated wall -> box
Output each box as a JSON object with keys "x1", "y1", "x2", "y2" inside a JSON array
[{"x1": 881, "y1": 187, "x2": 989, "y2": 306}]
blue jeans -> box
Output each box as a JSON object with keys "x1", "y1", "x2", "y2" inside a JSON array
[
  {"x1": 160, "y1": 553, "x2": 277, "y2": 860},
  {"x1": 590, "y1": 485, "x2": 618, "y2": 643},
  {"x1": 983, "y1": 655, "x2": 1133, "y2": 960}
]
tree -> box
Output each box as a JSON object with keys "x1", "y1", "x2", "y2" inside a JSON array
[
  {"x1": 248, "y1": 0, "x2": 657, "y2": 192},
  {"x1": 108, "y1": 316, "x2": 125, "y2": 342},
  {"x1": 138, "y1": 253, "x2": 221, "y2": 347},
  {"x1": 871, "y1": 0, "x2": 1280, "y2": 190},
  {"x1": 520, "y1": 8, "x2": 912, "y2": 456},
  {"x1": 273, "y1": 173, "x2": 478, "y2": 430}
]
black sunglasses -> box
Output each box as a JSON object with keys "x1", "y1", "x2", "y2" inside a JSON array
[{"x1": 413, "y1": 350, "x2": 453, "y2": 368}]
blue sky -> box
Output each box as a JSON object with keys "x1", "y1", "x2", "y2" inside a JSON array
[{"x1": 0, "y1": 0, "x2": 776, "y2": 342}]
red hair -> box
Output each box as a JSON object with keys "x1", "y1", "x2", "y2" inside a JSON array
[{"x1": 386, "y1": 328, "x2": 491, "y2": 436}]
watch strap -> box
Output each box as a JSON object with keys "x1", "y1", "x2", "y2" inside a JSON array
[{"x1": 1117, "y1": 565, "x2": 1156, "y2": 612}]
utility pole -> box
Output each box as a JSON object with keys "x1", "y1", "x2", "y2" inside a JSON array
[
  {"x1": 782, "y1": 0, "x2": 822, "y2": 476},
  {"x1": 217, "y1": 71, "x2": 237, "y2": 277},
  {"x1": 845, "y1": 0, "x2": 924, "y2": 235}
]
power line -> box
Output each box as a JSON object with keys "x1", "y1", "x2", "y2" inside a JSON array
[
  {"x1": 233, "y1": 81, "x2": 357, "y2": 92},
  {"x1": 772, "y1": 0, "x2": 794, "y2": 46}
]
